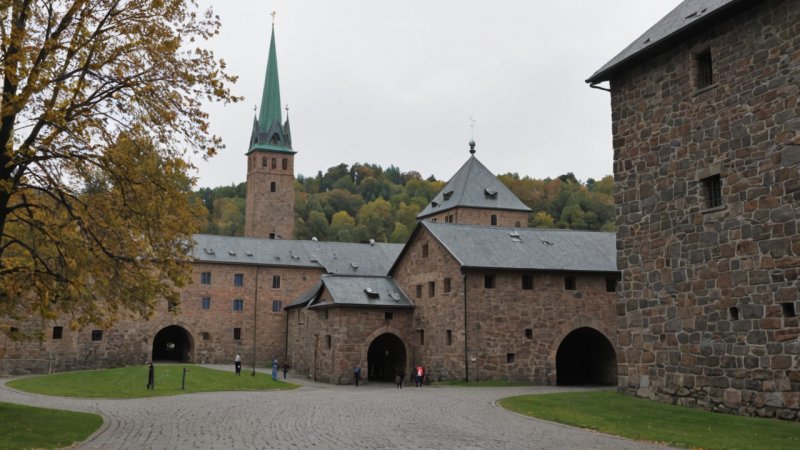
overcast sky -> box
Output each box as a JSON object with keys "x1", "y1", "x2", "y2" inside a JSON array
[{"x1": 190, "y1": 0, "x2": 682, "y2": 188}]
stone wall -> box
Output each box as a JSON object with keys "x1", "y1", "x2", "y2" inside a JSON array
[
  {"x1": 392, "y1": 226, "x2": 618, "y2": 384},
  {"x1": 245, "y1": 151, "x2": 295, "y2": 239},
  {"x1": 610, "y1": 0, "x2": 800, "y2": 419},
  {"x1": 0, "y1": 262, "x2": 325, "y2": 375},
  {"x1": 423, "y1": 207, "x2": 529, "y2": 228}
]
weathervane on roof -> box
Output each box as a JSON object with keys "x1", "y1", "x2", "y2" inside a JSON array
[
  {"x1": 271, "y1": 10, "x2": 276, "y2": 26},
  {"x1": 469, "y1": 116, "x2": 477, "y2": 154}
]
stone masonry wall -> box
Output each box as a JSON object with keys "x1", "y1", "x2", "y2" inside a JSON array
[
  {"x1": 0, "y1": 262, "x2": 324, "y2": 375},
  {"x1": 610, "y1": 0, "x2": 800, "y2": 419},
  {"x1": 245, "y1": 151, "x2": 295, "y2": 239},
  {"x1": 391, "y1": 227, "x2": 618, "y2": 384},
  {"x1": 424, "y1": 207, "x2": 529, "y2": 228}
]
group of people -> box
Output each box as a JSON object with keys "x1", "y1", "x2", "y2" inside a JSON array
[
  {"x1": 234, "y1": 354, "x2": 289, "y2": 379},
  {"x1": 353, "y1": 365, "x2": 425, "y2": 388}
]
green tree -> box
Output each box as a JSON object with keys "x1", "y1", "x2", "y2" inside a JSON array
[
  {"x1": 0, "y1": 1, "x2": 236, "y2": 327},
  {"x1": 329, "y1": 211, "x2": 356, "y2": 242}
]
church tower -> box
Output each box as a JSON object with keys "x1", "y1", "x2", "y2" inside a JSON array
[{"x1": 244, "y1": 23, "x2": 295, "y2": 239}]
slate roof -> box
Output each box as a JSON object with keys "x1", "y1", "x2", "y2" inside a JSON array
[
  {"x1": 287, "y1": 275, "x2": 413, "y2": 310},
  {"x1": 418, "y1": 150, "x2": 530, "y2": 219},
  {"x1": 191, "y1": 235, "x2": 403, "y2": 276},
  {"x1": 396, "y1": 222, "x2": 617, "y2": 274},
  {"x1": 587, "y1": 0, "x2": 753, "y2": 83}
]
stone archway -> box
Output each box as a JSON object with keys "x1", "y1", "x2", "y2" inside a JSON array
[
  {"x1": 367, "y1": 333, "x2": 406, "y2": 382},
  {"x1": 555, "y1": 327, "x2": 617, "y2": 385},
  {"x1": 152, "y1": 325, "x2": 193, "y2": 362}
]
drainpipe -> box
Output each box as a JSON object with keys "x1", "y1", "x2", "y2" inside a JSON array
[
  {"x1": 463, "y1": 273, "x2": 469, "y2": 383},
  {"x1": 284, "y1": 304, "x2": 289, "y2": 363},
  {"x1": 252, "y1": 267, "x2": 259, "y2": 376}
]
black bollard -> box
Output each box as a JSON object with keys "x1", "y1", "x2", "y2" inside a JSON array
[{"x1": 181, "y1": 367, "x2": 187, "y2": 390}]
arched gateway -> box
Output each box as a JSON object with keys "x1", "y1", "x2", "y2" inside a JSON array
[
  {"x1": 555, "y1": 327, "x2": 616, "y2": 386},
  {"x1": 367, "y1": 333, "x2": 406, "y2": 382},
  {"x1": 152, "y1": 325, "x2": 193, "y2": 362}
]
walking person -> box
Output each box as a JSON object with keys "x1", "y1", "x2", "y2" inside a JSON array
[
  {"x1": 146, "y1": 362, "x2": 155, "y2": 390},
  {"x1": 235, "y1": 353, "x2": 242, "y2": 375},
  {"x1": 282, "y1": 363, "x2": 289, "y2": 380},
  {"x1": 354, "y1": 366, "x2": 361, "y2": 387},
  {"x1": 415, "y1": 365, "x2": 424, "y2": 387}
]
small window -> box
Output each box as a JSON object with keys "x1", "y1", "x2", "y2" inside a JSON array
[
  {"x1": 269, "y1": 233, "x2": 276, "y2": 239},
  {"x1": 422, "y1": 243, "x2": 429, "y2": 258},
  {"x1": 525, "y1": 328, "x2": 533, "y2": 339},
  {"x1": 415, "y1": 284, "x2": 422, "y2": 298},
  {"x1": 233, "y1": 299, "x2": 244, "y2": 311},
  {"x1": 418, "y1": 329, "x2": 425, "y2": 346},
  {"x1": 506, "y1": 353, "x2": 515, "y2": 364},
  {"x1": 448, "y1": 214, "x2": 454, "y2": 223},
  {"x1": 695, "y1": 47, "x2": 713, "y2": 89},
  {"x1": 485, "y1": 274, "x2": 495, "y2": 289},
  {"x1": 234, "y1": 273, "x2": 244, "y2": 287},
  {"x1": 262, "y1": 157, "x2": 268, "y2": 168},
  {"x1": 782, "y1": 303, "x2": 796, "y2": 318},
  {"x1": 270, "y1": 181, "x2": 276, "y2": 192},
  {"x1": 702, "y1": 174, "x2": 722, "y2": 209},
  {"x1": 272, "y1": 300, "x2": 282, "y2": 312},
  {"x1": 202, "y1": 332, "x2": 210, "y2": 340},
  {"x1": 428, "y1": 281, "x2": 435, "y2": 297},
  {"x1": 729, "y1": 306, "x2": 739, "y2": 321},
  {"x1": 491, "y1": 215, "x2": 497, "y2": 226},
  {"x1": 385, "y1": 312, "x2": 393, "y2": 320},
  {"x1": 522, "y1": 275, "x2": 533, "y2": 290},
  {"x1": 282, "y1": 158, "x2": 288, "y2": 170},
  {"x1": 91, "y1": 330, "x2": 103, "y2": 341},
  {"x1": 202, "y1": 297, "x2": 211, "y2": 310},
  {"x1": 565, "y1": 276, "x2": 576, "y2": 291},
  {"x1": 444, "y1": 278, "x2": 451, "y2": 293},
  {"x1": 271, "y1": 157, "x2": 277, "y2": 169},
  {"x1": 200, "y1": 271, "x2": 211, "y2": 285},
  {"x1": 322, "y1": 309, "x2": 329, "y2": 320},
  {"x1": 326, "y1": 335, "x2": 332, "y2": 349},
  {"x1": 233, "y1": 328, "x2": 242, "y2": 340},
  {"x1": 52, "y1": 326, "x2": 63, "y2": 340},
  {"x1": 515, "y1": 221, "x2": 521, "y2": 227},
  {"x1": 606, "y1": 278, "x2": 617, "y2": 292},
  {"x1": 272, "y1": 275, "x2": 281, "y2": 289},
  {"x1": 446, "y1": 329, "x2": 452, "y2": 346}
]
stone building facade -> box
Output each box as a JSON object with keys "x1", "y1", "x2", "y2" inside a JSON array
[
  {"x1": 588, "y1": 0, "x2": 800, "y2": 419},
  {"x1": 390, "y1": 222, "x2": 619, "y2": 384}
]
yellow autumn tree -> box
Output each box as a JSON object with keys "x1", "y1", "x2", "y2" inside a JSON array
[{"x1": 0, "y1": 1, "x2": 236, "y2": 328}]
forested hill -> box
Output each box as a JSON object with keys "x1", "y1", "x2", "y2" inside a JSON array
[{"x1": 195, "y1": 163, "x2": 615, "y2": 243}]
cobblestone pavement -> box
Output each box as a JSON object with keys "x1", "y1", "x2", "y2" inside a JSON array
[{"x1": 0, "y1": 367, "x2": 672, "y2": 450}]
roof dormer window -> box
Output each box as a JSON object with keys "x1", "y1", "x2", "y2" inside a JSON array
[{"x1": 484, "y1": 188, "x2": 497, "y2": 199}]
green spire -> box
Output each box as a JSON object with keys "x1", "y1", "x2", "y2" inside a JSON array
[
  {"x1": 259, "y1": 25, "x2": 282, "y2": 133},
  {"x1": 248, "y1": 23, "x2": 293, "y2": 154}
]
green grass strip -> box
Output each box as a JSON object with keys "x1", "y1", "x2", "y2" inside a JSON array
[
  {"x1": 0, "y1": 401, "x2": 102, "y2": 450},
  {"x1": 499, "y1": 391, "x2": 800, "y2": 449},
  {"x1": 7, "y1": 364, "x2": 299, "y2": 398}
]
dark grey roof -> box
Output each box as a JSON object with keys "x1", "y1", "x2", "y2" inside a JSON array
[
  {"x1": 420, "y1": 222, "x2": 617, "y2": 273},
  {"x1": 191, "y1": 235, "x2": 402, "y2": 276},
  {"x1": 587, "y1": 0, "x2": 752, "y2": 83},
  {"x1": 286, "y1": 281, "x2": 323, "y2": 308},
  {"x1": 309, "y1": 275, "x2": 413, "y2": 309},
  {"x1": 418, "y1": 153, "x2": 530, "y2": 219}
]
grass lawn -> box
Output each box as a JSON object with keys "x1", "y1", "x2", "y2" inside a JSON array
[
  {"x1": 0, "y1": 401, "x2": 102, "y2": 450},
  {"x1": 7, "y1": 364, "x2": 299, "y2": 398},
  {"x1": 499, "y1": 391, "x2": 800, "y2": 450}
]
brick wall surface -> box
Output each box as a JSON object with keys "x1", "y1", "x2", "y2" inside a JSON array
[
  {"x1": 610, "y1": 0, "x2": 800, "y2": 419},
  {"x1": 245, "y1": 151, "x2": 295, "y2": 239},
  {"x1": 423, "y1": 207, "x2": 529, "y2": 228},
  {"x1": 392, "y1": 227, "x2": 618, "y2": 384}
]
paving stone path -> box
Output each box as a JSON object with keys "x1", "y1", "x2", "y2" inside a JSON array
[{"x1": 0, "y1": 367, "x2": 672, "y2": 449}]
